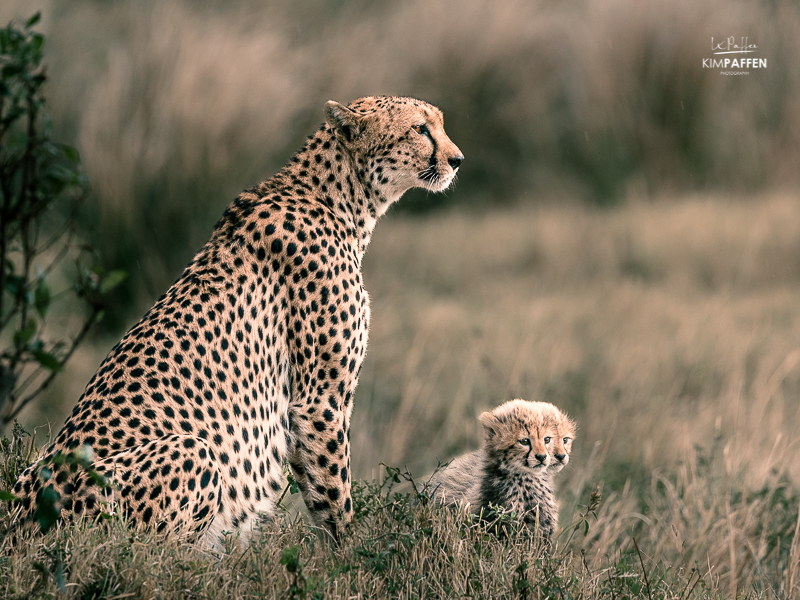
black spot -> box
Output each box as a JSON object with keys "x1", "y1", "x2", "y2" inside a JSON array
[{"x1": 194, "y1": 505, "x2": 210, "y2": 522}]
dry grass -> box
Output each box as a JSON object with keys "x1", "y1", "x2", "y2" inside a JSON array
[
  {"x1": 5, "y1": 192, "x2": 800, "y2": 598},
  {"x1": 356, "y1": 192, "x2": 800, "y2": 483},
  {"x1": 2, "y1": 0, "x2": 800, "y2": 305},
  {"x1": 1, "y1": 459, "x2": 798, "y2": 598}
]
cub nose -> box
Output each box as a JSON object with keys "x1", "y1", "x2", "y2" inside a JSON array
[
  {"x1": 554, "y1": 453, "x2": 566, "y2": 462},
  {"x1": 448, "y1": 155, "x2": 464, "y2": 169},
  {"x1": 534, "y1": 453, "x2": 548, "y2": 464}
]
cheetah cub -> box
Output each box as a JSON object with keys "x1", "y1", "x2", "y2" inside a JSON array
[{"x1": 428, "y1": 399, "x2": 575, "y2": 544}]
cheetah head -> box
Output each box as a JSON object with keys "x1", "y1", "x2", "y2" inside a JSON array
[
  {"x1": 325, "y1": 96, "x2": 464, "y2": 208},
  {"x1": 531, "y1": 401, "x2": 577, "y2": 473},
  {"x1": 479, "y1": 399, "x2": 556, "y2": 476}
]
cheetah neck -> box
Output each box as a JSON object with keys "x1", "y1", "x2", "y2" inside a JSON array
[{"x1": 280, "y1": 127, "x2": 389, "y2": 260}]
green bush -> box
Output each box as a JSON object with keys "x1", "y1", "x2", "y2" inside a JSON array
[{"x1": 0, "y1": 13, "x2": 124, "y2": 427}]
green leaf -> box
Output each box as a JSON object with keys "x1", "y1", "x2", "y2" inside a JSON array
[
  {"x1": 280, "y1": 545, "x2": 301, "y2": 573},
  {"x1": 32, "y1": 349, "x2": 62, "y2": 372},
  {"x1": 287, "y1": 474, "x2": 300, "y2": 495},
  {"x1": 58, "y1": 143, "x2": 80, "y2": 164},
  {"x1": 34, "y1": 278, "x2": 50, "y2": 317},
  {"x1": 31, "y1": 33, "x2": 44, "y2": 58},
  {"x1": 26, "y1": 12, "x2": 42, "y2": 28},
  {"x1": 0, "y1": 490, "x2": 20, "y2": 502},
  {"x1": 34, "y1": 485, "x2": 61, "y2": 533},
  {"x1": 13, "y1": 317, "x2": 36, "y2": 347},
  {"x1": 100, "y1": 270, "x2": 128, "y2": 294},
  {"x1": 88, "y1": 470, "x2": 108, "y2": 488},
  {"x1": 74, "y1": 444, "x2": 94, "y2": 466},
  {"x1": 5, "y1": 274, "x2": 25, "y2": 297},
  {"x1": 54, "y1": 559, "x2": 67, "y2": 593}
]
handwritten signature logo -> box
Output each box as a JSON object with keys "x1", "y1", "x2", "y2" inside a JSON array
[{"x1": 711, "y1": 37, "x2": 757, "y2": 55}]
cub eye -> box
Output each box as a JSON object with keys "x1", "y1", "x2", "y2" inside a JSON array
[
  {"x1": 412, "y1": 124, "x2": 429, "y2": 136},
  {"x1": 563, "y1": 437, "x2": 571, "y2": 444},
  {"x1": 544, "y1": 437, "x2": 552, "y2": 444},
  {"x1": 518, "y1": 438, "x2": 531, "y2": 446}
]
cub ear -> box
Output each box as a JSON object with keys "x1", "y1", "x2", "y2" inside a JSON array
[
  {"x1": 325, "y1": 100, "x2": 366, "y2": 144},
  {"x1": 479, "y1": 411, "x2": 499, "y2": 437}
]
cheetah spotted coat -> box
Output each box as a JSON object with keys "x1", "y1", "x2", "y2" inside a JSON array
[{"x1": 13, "y1": 96, "x2": 463, "y2": 544}]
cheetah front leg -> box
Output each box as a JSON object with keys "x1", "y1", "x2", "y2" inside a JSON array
[{"x1": 288, "y1": 362, "x2": 356, "y2": 542}]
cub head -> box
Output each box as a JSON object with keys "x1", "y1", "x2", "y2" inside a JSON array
[
  {"x1": 324, "y1": 96, "x2": 463, "y2": 209},
  {"x1": 532, "y1": 401, "x2": 576, "y2": 473},
  {"x1": 478, "y1": 399, "x2": 556, "y2": 477}
]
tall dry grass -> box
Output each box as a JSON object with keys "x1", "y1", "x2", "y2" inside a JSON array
[{"x1": 354, "y1": 192, "x2": 800, "y2": 484}]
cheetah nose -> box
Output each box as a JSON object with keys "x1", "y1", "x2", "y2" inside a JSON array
[
  {"x1": 554, "y1": 453, "x2": 566, "y2": 462},
  {"x1": 534, "y1": 453, "x2": 548, "y2": 464},
  {"x1": 448, "y1": 155, "x2": 464, "y2": 169}
]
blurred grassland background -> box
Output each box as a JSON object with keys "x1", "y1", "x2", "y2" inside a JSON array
[{"x1": 2, "y1": 0, "x2": 800, "y2": 588}]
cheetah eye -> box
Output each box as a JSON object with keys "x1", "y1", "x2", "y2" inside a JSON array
[
  {"x1": 563, "y1": 437, "x2": 571, "y2": 444},
  {"x1": 518, "y1": 438, "x2": 531, "y2": 446},
  {"x1": 544, "y1": 437, "x2": 552, "y2": 445},
  {"x1": 412, "y1": 124, "x2": 430, "y2": 137}
]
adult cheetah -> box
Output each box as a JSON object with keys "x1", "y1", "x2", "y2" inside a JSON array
[{"x1": 12, "y1": 96, "x2": 463, "y2": 544}]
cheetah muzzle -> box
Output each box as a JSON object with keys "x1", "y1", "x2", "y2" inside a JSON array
[{"x1": 11, "y1": 96, "x2": 463, "y2": 545}]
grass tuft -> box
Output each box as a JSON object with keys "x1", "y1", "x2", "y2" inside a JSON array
[{"x1": 2, "y1": 447, "x2": 799, "y2": 598}]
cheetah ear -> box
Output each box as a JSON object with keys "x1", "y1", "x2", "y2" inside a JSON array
[
  {"x1": 325, "y1": 100, "x2": 366, "y2": 144},
  {"x1": 479, "y1": 411, "x2": 499, "y2": 438}
]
